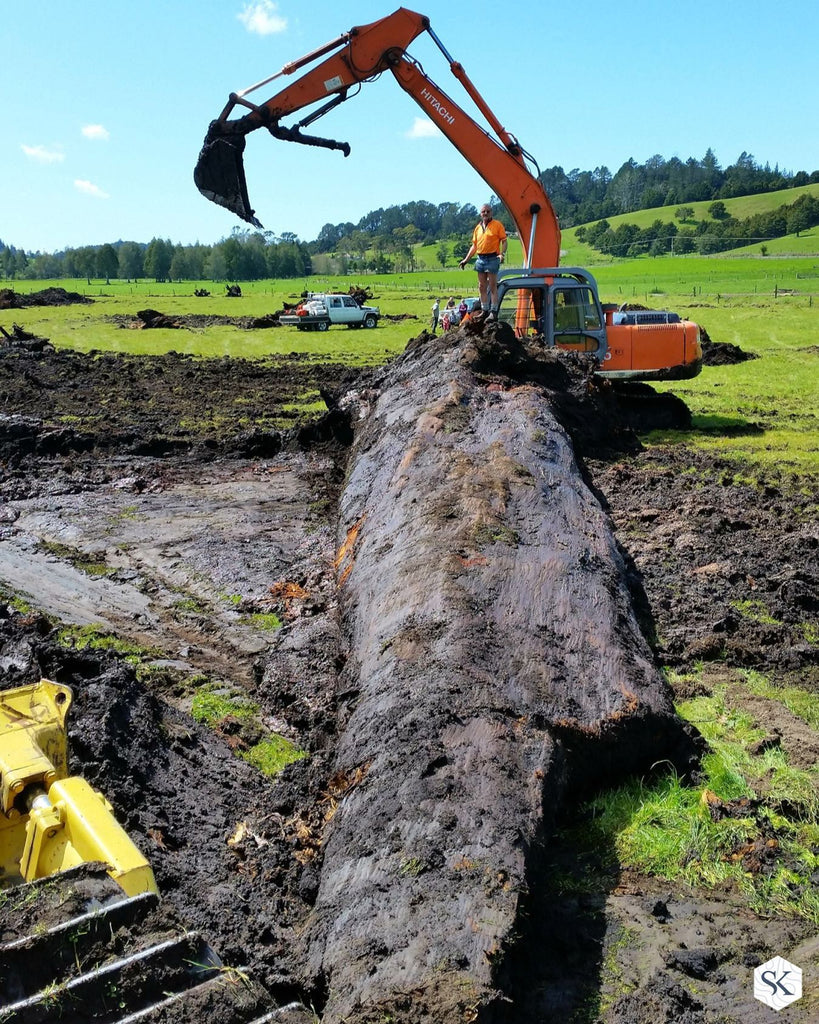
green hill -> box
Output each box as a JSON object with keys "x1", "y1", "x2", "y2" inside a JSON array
[
  {"x1": 569, "y1": 183, "x2": 819, "y2": 233},
  {"x1": 560, "y1": 183, "x2": 819, "y2": 261}
]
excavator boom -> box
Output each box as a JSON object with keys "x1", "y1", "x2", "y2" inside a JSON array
[{"x1": 194, "y1": 6, "x2": 560, "y2": 265}]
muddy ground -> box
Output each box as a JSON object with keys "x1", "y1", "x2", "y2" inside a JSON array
[{"x1": 0, "y1": 317, "x2": 817, "y2": 1022}]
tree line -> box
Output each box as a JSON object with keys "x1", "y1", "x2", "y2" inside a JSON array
[
  {"x1": 2, "y1": 150, "x2": 817, "y2": 282},
  {"x1": 540, "y1": 149, "x2": 819, "y2": 227},
  {"x1": 578, "y1": 192, "x2": 819, "y2": 258},
  {"x1": 0, "y1": 230, "x2": 312, "y2": 284},
  {"x1": 307, "y1": 149, "x2": 819, "y2": 258}
]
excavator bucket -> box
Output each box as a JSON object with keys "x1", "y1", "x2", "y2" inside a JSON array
[{"x1": 194, "y1": 120, "x2": 262, "y2": 228}]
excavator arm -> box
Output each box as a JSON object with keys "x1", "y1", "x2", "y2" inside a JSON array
[{"x1": 194, "y1": 6, "x2": 561, "y2": 267}]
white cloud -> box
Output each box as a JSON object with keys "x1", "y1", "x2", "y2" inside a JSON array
[
  {"x1": 74, "y1": 180, "x2": 110, "y2": 199},
  {"x1": 405, "y1": 117, "x2": 440, "y2": 139},
  {"x1": 237, "y1": 1, "x2": 286, "y2": 35},
  {"x1": 82, "y1": 124, "x2": 110, "y2": 141},
  {"x1": 21, "y1": 144, "x2": 64, "y2": 164}
]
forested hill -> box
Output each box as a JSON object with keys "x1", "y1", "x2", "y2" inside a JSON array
[
  {"x1": 312, "y1": 149, "x2": 819, "y2": 252},
  {"x1": 538, "y1": 149, "x2": 818, "y2": 227}
]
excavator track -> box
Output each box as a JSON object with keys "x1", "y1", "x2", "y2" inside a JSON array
[{"x1": 0, "y1": 864, "x2": 309, "y2": 1024}]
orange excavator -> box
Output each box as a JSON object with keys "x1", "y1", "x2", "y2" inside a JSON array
[{"x1": 194, "y1": 7, "x2": 701, "y2": 380}]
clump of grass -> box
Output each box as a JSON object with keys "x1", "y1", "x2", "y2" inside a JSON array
[
  {"x1": 240, "y1": 611, "x2": 282, "y2": 632},
  {"x1": 399, "y1": 856, "x2": 425, "y2": 877},
  {"x1": 190, "y1": 683, "x2": 307, "y2": 777},
  {"x1": 190, "y1": 686, "x2": 258, "y2": 727},
  {"x1": 56, "y1": 624, "x2": 159, "y2": 665},
  {"x1": 1, "y1": 591, "x2": 35, "y2": 615},
  {"x1": 172, "y1": 595, "x2": 208, "y2": 615},
  {"x1": 472, "y1": 523, "x2": 520, "y2": 547},
  {"x1": 40, "y1": 540, "x2": 113, "y2": 578},
  {"x1": 555, "y1": 678, "x2": 819, "y2": 921},
  {"x1": 241, "y1": 735, "x2": 307, "y2": 777},
  {"x1": 111, "y1": 504, "x2": 144, "y2": 522},
  {"x1": 282, "y1": 392, "x2": 325, "y2": 417},
  {"x1": 730, "y1": 598, "x2": 781, "y2": 626}
]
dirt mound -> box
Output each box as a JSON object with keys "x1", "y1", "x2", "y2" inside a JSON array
[
  {"x1": 700, "y1": 326, "x2": 757, "y2": 365},
  {"x1": 135, "y1": 308, "x2": 185, "y2": 328},
  {"x1": 0, "y1": 286, "x2": 93, "y2": 308},
  {"x1": 108, "y1": 310, "x2": 286, "y2": 330},
  {"x1": 0, "y1": 348, "x2": 360, "y2": 460},
  {"x1": 347, "y1": 285, "x2": 374, "y2": 305}
]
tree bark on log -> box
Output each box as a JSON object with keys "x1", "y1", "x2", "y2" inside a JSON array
[{"x1": 306, "y1": 324, "x2": 695, "y2": 1023}]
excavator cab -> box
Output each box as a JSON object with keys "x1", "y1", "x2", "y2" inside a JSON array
[
  {"x1": 497, "y1": 269, "x2": 608, "y2": 360},
  {"x1": 496, "y1": 268, "x2": 702, "y2": 379}
]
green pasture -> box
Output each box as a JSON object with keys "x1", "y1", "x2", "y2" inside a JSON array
[
  {"x1": 649, "y1": 300, "x2": 819, "y2": 479},
  {"x1": 7, "y1": 255, "x2": 819, "y2": 481}
]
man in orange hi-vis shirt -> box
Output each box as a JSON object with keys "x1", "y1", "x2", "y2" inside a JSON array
[{"x1": 459, "y1": 203, "x2": 507, "y2": 320}]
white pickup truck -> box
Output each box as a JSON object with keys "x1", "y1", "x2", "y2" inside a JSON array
[{"x1": 279, "y1": 293, "x2": 380, "y2": 331}]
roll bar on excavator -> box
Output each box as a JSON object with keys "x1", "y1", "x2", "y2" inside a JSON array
[{"x1": 194, "y1": 6, "x2": 561, "y2": 268}]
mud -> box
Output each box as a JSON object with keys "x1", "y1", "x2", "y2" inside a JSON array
[
  {"x1": 112, "y1": 309, "x2": 290, "y2": 330},
  {"x1": 0, "y1": 348, "x2": 358, "y2": 460},
  {"x1": 0, "y1": 287, "x2": 93, "y2": 309},
  {"x1": 1, "y1": 322, "x2": 817, "y2": 1021}
]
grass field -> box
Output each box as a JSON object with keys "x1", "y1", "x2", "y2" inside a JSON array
[{"x1": 8, "y1": 250, "x2": 819, "y2": 481}]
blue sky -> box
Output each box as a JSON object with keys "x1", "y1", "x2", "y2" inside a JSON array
[{"x1": 4, "y1": 0, "x2": 818, "y2": 253}]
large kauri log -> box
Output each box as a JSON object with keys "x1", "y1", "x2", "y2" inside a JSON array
[{"x1": 307, "y1": 324, "x2": 693, "y2": 1022}]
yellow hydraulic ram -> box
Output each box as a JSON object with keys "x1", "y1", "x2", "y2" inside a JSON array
[{"x1": 0, "y1": 680, "x2": 157, "y2": 896}]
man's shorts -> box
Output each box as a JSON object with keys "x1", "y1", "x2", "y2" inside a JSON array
[{"x1": 475, "y1": 254, "x2": 501, "y2": 274}]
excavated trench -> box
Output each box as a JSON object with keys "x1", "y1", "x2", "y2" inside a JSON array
[{"x1": 1, "y1": 317, "x2": 817, "y2": 1022}]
